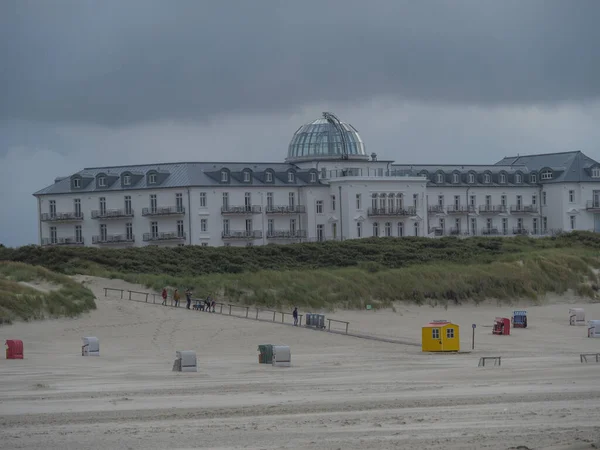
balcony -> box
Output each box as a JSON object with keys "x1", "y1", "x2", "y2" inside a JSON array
[
  {"x1": 222, "y1": 230, "x2": 263, "y2": 240},
  {"x1": 510, "y1": 205, "x2": 538, "y2": 214},
  {"x1": 91, "y1": 209, "x2": 134, "y2": 219},
  {"x1": 481, "y1": 227, "x2": 500, "y2": 236},
  {"x1": 266, "y1": 230, "x2": 308, "y2": 239},
  {"x1": 446, "y1": 205, "x2": 474, "y2": 214},
  {"x1": 428, "y1": 205, "x2": 445, "y2": 214},
  {"x1": 92, "y1": 234, "x2": 135, "y2": 244},
  {"x1": 141, "y1": 206, "x2": 185, "y2": 216},
  {"x1": 221, "y1": 205, "x2": 262, "y2": 215},
  {"x1": 367, "y1": 207, "x2": 416, "y2": 217},
  {"x1": 265, "y1": 205, "x2": 306, "y2": 214},
  {"x1": 41, "y1": 237, "x2": 84, "y2": 246},
  {"x1": 40, "y1": 212, "x2": 83, "y2": 222},
  {"x1": 586, "y1": 200, "x2": 600, "y2": 211},
  {"x1": 428, "y1": 227, "x2": 445, "y2": 236},
  {"x1": 479, "y1": 205, "x2": 507, "y2": 214},
  {"x1": 513, "y1": 227, "x2": 530, "y2": 235},
  {"x1": 449, "y1": 227, "x2": 463, "y2": 236},
  {"x1": 142, "y1": 232, "x2": 186, "y2": 242}
]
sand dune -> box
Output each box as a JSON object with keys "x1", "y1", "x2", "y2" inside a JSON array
[{"x1": 1, "y1": 275, "x2": 599, "y2": 449}]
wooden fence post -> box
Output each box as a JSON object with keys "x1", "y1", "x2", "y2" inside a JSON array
[
  {"x1": 245, "y1": 307, "x2": 249, "y2": 318},
  {"x1": 256, "y1": 308, "x2": 259, "y2": 320},
  {"x1": 120, "y1": 289, "x2": 123, "y2": 299}
]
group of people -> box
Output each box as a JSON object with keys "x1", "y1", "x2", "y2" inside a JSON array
[{"x1": 160, "y1": 287, "x2": 215, "y2": 312}]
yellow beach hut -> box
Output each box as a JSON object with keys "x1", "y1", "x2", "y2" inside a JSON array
[{"x1": 422, "y1": 320, "x2": 460, "y2": 352}]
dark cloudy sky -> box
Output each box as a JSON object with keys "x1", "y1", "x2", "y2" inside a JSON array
[{"x1": 1, "y1": 0, "x2": 600, "y2": 246}]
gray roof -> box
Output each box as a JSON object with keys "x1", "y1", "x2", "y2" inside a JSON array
[
  {"x1": 495, "y1": 151, "x2": 600, "y2": 183},
  {"x1": 390, "y1": 164, "x2": 534, "y2": 187},
  {"x1": 33, "y1": 162, "x2": 323, "y2": 196}
]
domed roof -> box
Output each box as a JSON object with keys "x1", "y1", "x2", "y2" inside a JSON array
[{"x1": 286, "y1": 113, "x2": 367, "y2": 162}]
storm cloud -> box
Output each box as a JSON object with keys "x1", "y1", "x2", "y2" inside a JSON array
[{"x1": 2, "y1": 0, "x2": 600, "y2": 127}]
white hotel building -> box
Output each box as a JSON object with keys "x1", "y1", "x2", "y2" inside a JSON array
[{"x1": 33, "y1": 113, "x2": 600, "y2": 247}]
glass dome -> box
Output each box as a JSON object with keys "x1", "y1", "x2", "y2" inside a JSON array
[{"x1": 286, "y1": 115, "x2": 367, "y2": 162}]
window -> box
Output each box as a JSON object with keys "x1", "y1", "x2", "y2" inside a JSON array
[
  {"x1": 332, "y1": 222, "x2": 337, "y2": 239},
  {"x1": 432, "y1": 328, "x2": 440, "y2": 339},
  {"x1": 316, "y1": 200, "x2": 323, "y2": 214},
  {"x1": 397, "y1": 222, "x2": 404, "y2": 237},
  {"x1": 317, "y1": 224, "x2": 324, "y2": 242},
  {"x1": 543, "y1": 216, "x2": 547, "y2": 233},
  {"x1": 124, "y1": 196, "x2": 132, "y2": 215},
  {"x1": 321, "y1": 167, "x2": 327, "y2": 179},
  {"x1": 151, "y1": 221, "x2": 158, "y2": 238},
  {"x1": 516, "y1": 195, "x2": 523, "y2": 209},
  {"x1": 289, "y1": 192, "x2": 295, "y2": 208},
  {"x1": 75, "y1": 225, "x2": 82, "y2": 243},
  {"x1": 484, "y1": 173, "x2": 491, "y2": 183},
  {"x1": 388, "y1": 195, "x2": 394, "y2": 212},
  {"x1": 245, "y1": 219, "x2": 252, "y2": 233},
  {"x1": 199, "y1": 192, "x2": 207, "y2": 208},
  {"x1": 49, "y1": 200, "x2": 56, "y2": 217},
  {"x1": 126, "y1": 222, "x2": 133, "y2": 240},
  {"x1": 176, "y1": 193, "x2": 183, "y2": 212},
  {"x1": 396, "y1": 194, "x2": 403, "y2": 210},
  {"x1": 413, "y1": 193, "x2": 418, "y2": 209},
  {"x1": 515, "y1": 173, "x2": 522, "y2": 183},
  {"x1": 502, "y1": 218, "x2": 508, "y2": 235},
  {"x1": 414, "y1": 222, "x2": 419, "y2": 236},
  {"x1": 454, "y1": 218, "x2": 461, "y2": 233},
  {"x1": 569, "y1": 190, "x2": 575, "y2": 203},
  {"x1": 570, "y1": 215, "x2": 576, "y2": 230},
  {"x1": 310, "y1": 172, "x2": 317, "y2": 183},
  {"x1": 373, "y1": 222, "x2": 379, "y2": 237},
  {"x1": 439, "y1": 218, "x2": 445, "y2": 232},
  {"x1": 74, "y1": 199, "x2": 81, "y2": 217},
  {"x1": 454, "y1": 195, "x2": 460, "y2": 209},
  {"x1": 265, "y1": 171, "x2": 273, "y2": 182},
  {"x1": 221, "y1": 170, "x2": 229, "y2": 182},
  {"x1": 200, "y1": 219, "x2": 207, "y2": 232},
  {"x1": 468, "y1": 173, "x2": 475, "y2": 183},
  {"x1": 533, "y1": 218, "x2": 538, "y2": 235},
  {"x1": 99, "y1": 224, "x2": 107, "y2": 241},
  {"x1": 446, "y1": 328, "x2": 454, "y2": 339},
  {"x1": 542, "y1": 191, "x2": 547, "y2": 206},
  {"x1": 470, "y1": 218, "x2": 477, "y2": 235},
  {"x1": 485, "y1": 195, "x2": 491, "y2": 207},
  {"x1": 267, "y1": 219, "x2": 274, "y2": 234},
  {"x1": 540, "y1": 170, "x2": 552, "y2": 180},
  {"x1": 290, "y1": 219, "x2": 296, "y2": 234},
  {"x1": 530, "y1": 173, "x2": 537, "y2": 183},
  {"x1": 356, "y1": 194, "x2": 362, "y2": 210},
  {"x1": 532, "y1": 194, "x2": 537, "y2": 206},
  {"x1": 99, "y1": 197, "x2": 106, "y2": 215},
  {"x1": 201, "y1": 242, "x2": 208, "y2": 247},
  {"x1": 50, "y1": 226, "x2": 57, "y2": 244},
  {"x1": 357, "y1": 221, "x2": 362, "y2": 237},
  {"x1": 123, "y1": 174, "x2": 131, "y2": 186},
  {"x1": 222, "y1": 219, "x2": 230, "y2": 234},
  {"x1": 244, "y1": 192, "x2": 251, "y2": 211},
  {"x1": 288, "y1": 171, "x2": 295, "y2": 183},
  {"x1": 243, "y1": 171, "x2": 250, "y2": 182},
  {"x1": 148, "y1": 173, "x2": 157, "y2": 184},
  {"x1": 98, "y1": 176, "x2": 106, "y2": 187},
  {"x1": 72, "y1": 178, "x2": 81, "y2": 188},
  {"x1": 331, "y1": 195, "x2": 336, "y2": 211},
  {"x1": 500, "y1": 173, "x2": 506, "y2": 184},
  {"x1": 437, "y1": 195, "x2": 444, "y2": 207},
  {"x1": 593, "y1": 168, "x2": 600, "y2": 178},
  {"x1": 501, "y1": 195, "x2": 507, "y2": 207},
  {"x1": 437, "y1": 173, "x2": 444, "y2": 183},
  {"x1": 266, "y1": 192, "x2": 273, "y2": 209},
  {"x1": 371, "y1": 193, "x2": 378, "y2": 210},
  {"x1": 385, "y1": 222, "x2": 392, "y2": 237},
  {"x1": 149, "y1": 194, "x2": 157, "y2": 213},
  {"x1": 469, "y1": 195, "x2": 476, "y2": 207},
  {"x1": 486, "y1": 218, "x2": 493, "y2": 231},
  {"x1": 452, "y1": 173, "x2": 459, "y2": 184},
  {"x1": 222, "y1": 192, "x2": 229, "y2": 209}
]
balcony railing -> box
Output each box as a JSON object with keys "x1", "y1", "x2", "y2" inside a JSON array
[
  {"x1": 446, "y1": 205, "x2": 474, "y2": 214},
  {"x1": 449, "y1": 227, "x2": 462, "y2": 235},
  {"x1": 586, "y1": 200, "x2": 600, "y2": 210},
  {"x1": 40, "y1": 212, "x2": 84, "y2": 222},
  {"x1": 367, "y1": 207, "x2": 416, "y2": 217},
  {"x1": 479, "y1": 205, "x2": 507, "y2": 214},
  {"x1": 222, "y1": 230, "x2": 263, "y2": 240},
  {"x1": 141, "y1": 206, "x2": 185, "y2": 216},
  {"x1": 428, "y1": 205, "x2": 445, "y2": 213},
  {"x1": 221, "y1": 205, "x2": 262, "y2": 214},
  {"x1": 266, "y1": 230, "x2": 308, "y2": 239},
  {"x1": 142, "y1": 232, "x2": 186, "y2": 241},
  {"x1": 513, "y1": 227, "x2": 530, "y2": 235},
  {"x1": 92, "y1": 234, "x2": 135, "y2": 244},
  {"x1": 41, "y1": 237, "x2": 84, "y2": 246},
  {"x1": 428, "y1": 227, "x2": 445, "y2": 236},
  {"x1": 510, "y1": 205, "x2": 538, "y2": 213},
  {"x1": 481, "y1": 227, "x2": 500, "y2": 235},
  {"x1": 265, "y1": 205, "x2": 306, "y2": 214},
  {"x1": 91, "y1": 209, "x2": 134, "y2": 219}
]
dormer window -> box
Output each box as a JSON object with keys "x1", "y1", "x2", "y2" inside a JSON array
[
  {"x1": 436, "y1": 173, "x2": 444, "y2": 183},
  {"x1": 500, "y1": 173, "x2": 506, "y2": 184},
  {"x1": 265, "y1": 171, "x2": 273, "y2": 182},
  {"x1": 468, "y1": 173, "x2": 475, "y2": 184},
  {"x1": 123, "y1": 174, "x2": 131, "y2": 185},
  {"x1": 98, "y1": 176, "x2": 106, "y2": 187},
  {"x1": 530, "y1": 173, "x2": 537, "y2": 183},
  {"x1": 243, "y1": 171, "x2": 251, "y2": 182},
  {"x1": 452, "y1": 173, "x2": 459, "y2": 184},
  {"x1": 310, "y1": 172, "x2": 317, "y2": 182},
  {"x1": 148, "y1": 173, "x2": 157, "y2": 184},
  {"x1": 593, "y1": 168, "x2": 600, "y2": 178},
  {"x1": 484, "y1": 173, "x2": 491, "y2": 184},
  {"x1": 221, "y1": 170, "x2": 228, "y2": 182},
  {"x1": 73, "y1": 178, "x2": 81, "y2": 188},
  {"x1": 540, "y1": 170, "x2": 552, "y2": 180},
  {"x1": 515, "y1": 173, "x2": 522, "y2": 183},
  {"x1": 288, "y1": 171, "x2": 295, "y2": 183}
]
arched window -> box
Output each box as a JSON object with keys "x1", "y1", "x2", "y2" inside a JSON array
[
  {"x1": 515, "y1": 173, "x2": 522, "y2": 183},
  {"x1": 484, "y1": 173, "x2": 491, "y2": 183},
  {"x1": 414, "y1": 222, "x2": 419, "y2": 236},
  {"x1": 540, "y1": 169, "x2": 552, "y2": 180},
  {"x1": 397, "y1": 222, "x2": 404, "y2": 237},
  {"x1": 499, "y1": 172, "x2": 506, "y2": 184},
  {"x1": 437, "y1": 173, "x2": 444, "y2": 183},
  {"x1": 452, "y1": 172, "x2": 459, "y2": 184},
  {"x1": 385, "y1": 222, "x2": 392, "y2": 236},
  {"x1": 373, "y1": 222, "x2": 379, "y2": 237},
  {"x1": 468, "y1": 173, "x2": 475, "y2": 184},
  {"x1": 221, "y1": 170, "x2": 229, "y2": 183},
  {"x1": 395, "y1": 193, "x2": 403, "y2": 210},
  {"x1": 356, "y1": 221, "x2": 362, "y2": 237},
  {"x1": 379, "y1": 193, "x2": 386, "y2": 211}
]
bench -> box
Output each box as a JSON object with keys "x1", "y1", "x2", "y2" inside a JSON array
[
  {"x1": 478, "y1": 356, "x2": 501, "y2": 367},
  {"x1": 580, "y1": 353, "x2": 600, "y2": 363}
]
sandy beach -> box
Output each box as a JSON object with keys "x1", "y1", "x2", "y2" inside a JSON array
[{"x1": 1, "y1": 275, "x2": 599, "y2": 449}]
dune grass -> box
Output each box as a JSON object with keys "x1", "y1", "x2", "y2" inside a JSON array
[{"x1": 0, "y1": 262, "x2": 96, "y2": 323}]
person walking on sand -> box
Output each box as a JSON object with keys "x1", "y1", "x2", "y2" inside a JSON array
[
  {"x1": 173, "y1": 288, "x2": 180, "y2": 307},
  {"x1": 185, "y1": 288, "x2": 192, "y2": 310},
  {"x1": 161, "y1": 288, "x2": 168, "y2": 306},
  {"x1": 293, "y1": 307, "x2": 298, "y2": 326}
]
